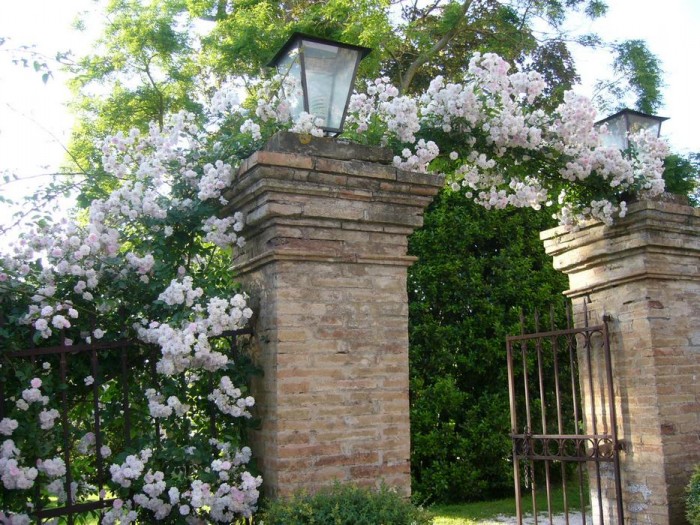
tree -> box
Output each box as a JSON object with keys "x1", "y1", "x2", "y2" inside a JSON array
[
  {"x1": 663, "y1": 152, "x2": 700, "y2": 205},
  {"x1": 59, "y1": 0, "x2": 597, "y2": 213},
  {"x1": 0, "y1": 35, "x2": 71, "y2": 84},
  {"x1": 593, "y1": 39, "x2": 665, "y2": 114},
  {"x1": 65, "y1": 0, "x2": 608, "y2": 137},
  {"x1": 62, "y1": 0, "x2": 672, "y2": 205}
]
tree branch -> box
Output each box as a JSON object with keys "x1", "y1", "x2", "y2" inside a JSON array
[
  {"x1": 196, "y1": 0, "x2": 229, "y2": 22},
  {"x1": 400, "y1": 0, "x2": 473, "y2": 93},
  {"x1": 142, "y1": 55, "x2": 165, "y2": 129}
]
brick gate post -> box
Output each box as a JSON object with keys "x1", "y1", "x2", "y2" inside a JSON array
[
  {"x1": 541, "y1": 198, "x2": 700, "y2": 525},
  {"x1": 221, "y1": 132, "x2": 443, "y2": 498}
]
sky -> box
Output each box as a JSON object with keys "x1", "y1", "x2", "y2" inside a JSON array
[
  {"x1": 0, "y1": 0, "x2": 99, "y2": 223},
  {"x1": 0, "y1": 0, "x2": 699, "y2": 228},
  {"x1": 566, "y1": 0, "x2": 700, "y2": 155}
]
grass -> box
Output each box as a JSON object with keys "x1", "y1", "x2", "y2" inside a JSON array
[{"x1": 431, "y1": 476, "x2": 590, "y2": 525}]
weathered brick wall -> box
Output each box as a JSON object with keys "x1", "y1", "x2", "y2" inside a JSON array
[
  {"x1": 222, "y1": 132, "x2": 443, "y2": 497},
  {"x1": 542, "y1": 199, "x2": 700, "y2": 525}
]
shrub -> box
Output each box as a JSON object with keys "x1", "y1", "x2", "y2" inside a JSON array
[
  {"x1": 687, "y1": 464, "x2": 700, "y2": 525},
  {"x1": 258, "y1": 483, "x2": 433, "y2": 525},
  {"x1": 408, "y1": 191, "x2": 569, "y2": 503}
]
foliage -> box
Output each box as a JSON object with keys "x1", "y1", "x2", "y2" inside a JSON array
[
  {"x1": 0, "y1": 36, "x2": 72, "y2": 84},
  {"x1": 663, "y1": 152, "x2": 700, "y2": 205},
  {"x1": 687, "y1": 464, "x2": 700, "y2": 525},
  {"x1": 407, "y1": 189, "x2": 568, "y2": 503},
  {"x1": 593, "y1": 39, "x2": 664, "y2": 114},
  {"x1": 65, "y1": 0, "x2": 205, "y2": 202},
  {"x1": 612, "y1": 40, "x2": 664, "y2": 114},
  {"x1": 259, "y1": 482, "x2": 433, "y2": 525},
  {"x1": 1, "y1": 37, "x2": 673, "y2": 517},
  {"x1": 339, "y1": 56, "x2": 668, "y2": 227},
  {"x1": 1, "y1": 0, "x2": 680, "y2": 517},
  {"x1": 62, "y1": 0, "x2": 625, "y2": 198}
]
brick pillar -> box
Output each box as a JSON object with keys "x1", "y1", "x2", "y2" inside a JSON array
[
  {"x1": 541, "y1": 198, "x2": 700, "y2": 525},
  {"x1": 222, "y1": 132, "x2": 443, "y2": 498}
]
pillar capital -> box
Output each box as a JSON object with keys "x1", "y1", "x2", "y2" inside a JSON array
[
  {"x1": 541, "y1": 199, "x2": 700, "y2": 298},
  {"x1": 222, "y1": 132, "x2": 442, "y2": 276}
]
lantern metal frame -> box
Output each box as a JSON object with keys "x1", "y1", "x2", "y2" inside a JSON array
[
  {"x1": 595, "y1": 108, "x2": 668, "y2": 150},
  {"x1": 267, "y1": 32, "x2": 372, "y2": 136}
]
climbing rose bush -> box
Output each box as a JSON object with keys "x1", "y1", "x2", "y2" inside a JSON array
[{"x1": 0, "y1": 106, "x2": 261, "y2": 522}]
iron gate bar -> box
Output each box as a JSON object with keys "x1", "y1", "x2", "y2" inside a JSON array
[
  {"x1": 566, "y1": 306, "x2": 587, "y2": 525},
  {"x1": 534, "y1": 311, "x2": 554, "y2": 525},
  {"x1": 511, "y1": 434, "x2": 616, "y2": 461},
  {"x1": 506, "y1": 325, "x2": 606, "y2": 343},
  {"x1": 519, "y1": 315, "x2": 538, "y2": 525},
  {"x1": 35, "y1": 499, "x2": 117, "y2": 520},
  {"x1": 549, "y1": 307, "x2": 571, "y2": 525},
  {"x1": 59, "y1": 344, "x2": 75, "y2": 525},
  {"x1": 565, "y1": 305, "x2": 588, "y2": 525},
  {"x1": 506, "y1": 325, "x2": 523, "y2": 524},
  {"x1": 90, "y1": 345, "x2": 105, "y2": 503},
  {"x1": 583, "y1": 318, "x2": 604, "y2": 525},
  {"x1": 506, "y1": 303, "x2": 624, "y2": 525},
  {"x1": 121, "y1": 347, "x2": 132, "y2": 448},
  {"x1": 5, "y1": 340, "x2": 132, "y2": 358}
]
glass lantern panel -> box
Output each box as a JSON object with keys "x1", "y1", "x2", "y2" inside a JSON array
[
  {"x1": 301, "y1": 39, "x2": 361, "y2": 131},
  {"x1": 276, "y1": 46, "x2": 304, "y2": 123},
  {"x1": 599, "y1": 114, "x2": 628, "y2": 150},
  {"x1": 627, "y1": 113, "x2": 662, "y2": 137}
]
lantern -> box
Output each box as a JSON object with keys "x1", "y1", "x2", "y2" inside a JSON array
[
  {"x1": 595, "y1": 108, "x2": 668, "y2": 150},
  {"x1": 268, "y1": 33, "x2": 371, "y2": 136}
]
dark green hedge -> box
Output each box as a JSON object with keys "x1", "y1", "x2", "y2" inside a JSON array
[
  {"x1": 687, "y1": 465, "x2": 700, "y2": 525},
  {"x1": 408, "y1": 189, "x2": 568, "y2": 503}
]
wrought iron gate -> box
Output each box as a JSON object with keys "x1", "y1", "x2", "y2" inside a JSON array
[{"x1": 506, "y1": 303, "x2": 624, "y2": 525}]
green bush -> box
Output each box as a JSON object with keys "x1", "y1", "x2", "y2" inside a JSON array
[
  {"x1": 408, "y1": 190, "x2": 569, "y2": 503},
  {"x1": 258, "y1": 483, "x2": 433, "y2": 525},
  {"x1": 687, "y1": 464, "x2": 700, "y2": 525}
]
